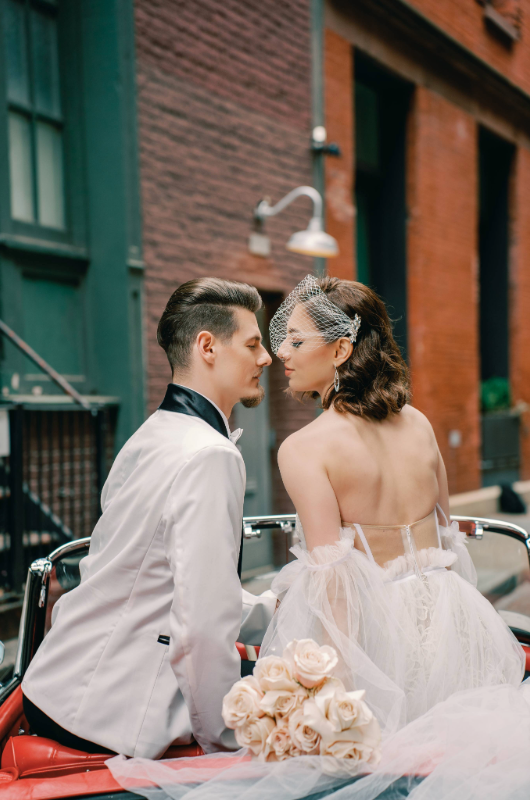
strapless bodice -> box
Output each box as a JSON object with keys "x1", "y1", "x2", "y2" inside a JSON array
[{"x1": 294, "y1": 506, "x2": 463, "y2": 583}]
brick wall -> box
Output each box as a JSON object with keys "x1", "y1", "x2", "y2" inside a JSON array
[
  {"x1": 408, "y1": 0, "x2": 529, "y2": 94},
  {"x1": 510, "y1": 146, "x2": 530, "y2": 480},
  {"x1": 407, "y1": 87, "x2": 481, "y2": 493},
  {"x1": 134, "y1": 0, "x2": 317, "y2": 512},
  {"x1": 324, "y1": 29, "x2": 355, "y2": 281},
  {"x1": 321, "y1": 6, "x2": 530, "y2": 494}
]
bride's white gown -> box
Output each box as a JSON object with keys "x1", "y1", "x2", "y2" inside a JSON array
[
  {"x1": 109, "y1": 509, "x2": 530, "y2": 799},
  {"x1": 261, "y1": 507, "x2": 525, "y2": 733}
]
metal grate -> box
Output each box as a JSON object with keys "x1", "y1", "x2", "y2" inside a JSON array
[{"x1": 0, "y1": 406, "x2": 115, "y2": 594}]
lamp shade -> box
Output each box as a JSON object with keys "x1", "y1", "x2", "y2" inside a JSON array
[{"x1": 286, "y1": 217, "x2": 339, "y2": 258}]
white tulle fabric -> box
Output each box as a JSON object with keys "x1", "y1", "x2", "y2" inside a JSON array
[
  {"x1": 108, "y1": 516, "x2": 529, "y2": 800},
  {"x1": 261, "y1": 519, "x2": 523, "y2": 733}
]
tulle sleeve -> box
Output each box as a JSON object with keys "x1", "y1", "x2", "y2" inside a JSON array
[
  {"x1": 440, "y1": 520, "x2": 477, "y2": 586},
  {"x1": 263, "y1": 536, "x2": 406, "y2": 736}
]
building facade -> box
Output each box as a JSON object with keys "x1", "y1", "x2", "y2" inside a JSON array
[
  {"x1": 134, "y1": 0, "x2": 317, "y2": 529},
  {"x1": 323, "y1": 0, "x2": 530, "y2": 494},
  {"x1": 1, "y1": 0, "x2": 530, "y2": 589}
]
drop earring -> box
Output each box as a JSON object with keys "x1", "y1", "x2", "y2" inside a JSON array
[{"x1": 334, "y1": 367, "x2": 340, "y2": 392}]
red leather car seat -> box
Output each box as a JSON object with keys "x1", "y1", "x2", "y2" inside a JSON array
[
  {"x1": 1, "y1": 734, "x2": 204, "y2": 779},
  {"x1": 0, "y1": 642, "x2": 260, "y2": 779},
  {"x1": 0, "y1": 685, "x2": 206, "y2": 779},
  {"x1": 1, "y1": 736, "x2": 111, "y2": 779}
]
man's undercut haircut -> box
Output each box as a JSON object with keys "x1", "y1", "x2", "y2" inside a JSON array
[{"x1": 157, "y1": 277, "x2": 262, "y2": 371}]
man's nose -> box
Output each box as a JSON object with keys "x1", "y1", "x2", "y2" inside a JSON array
[{"x1": 257, "y1": 345, "x2": 272, "y2": 367}]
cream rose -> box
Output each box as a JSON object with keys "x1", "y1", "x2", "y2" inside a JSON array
[
  {"x1": 254, "y1": 655, "x2": 298, "y2": 692},
  {"x1": 222, "y1": 676, "x2": 264, "y2": 729},
  {"x1": 235, "y1": 716, "x2": 276, "y2": 756},
  {"x1": 260, "y1": 687, "x2": 307, "y2": 719},
  {"x1": 327, "y1": 689, "x2": 373, "y2": 732},
  {"x1": 260, "y1": 722, "x2": 292, "y2": 762},
  {"x1": 300, "y1": 698, "x2": 335, "y2": 749},
  {"x1": 319, "y1": 700, "x2": 382, "y2": 767},
  {"x1": 289, "y1": 704, "x2": 329, "y2": 755},
  {"x1": 283, "y1": 639, "x2": 339, "y2": 689},
  {"x1": 320, "y1": 722, "x2": 382, "y2": 766},
  {"x1": 311, "y1": 677, "x2": 346, "y2": 717}
]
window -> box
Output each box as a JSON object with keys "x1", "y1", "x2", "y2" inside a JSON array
[
  {"x1": 4, "y1": 0, "x2": 65, "y2": 228},
  {"x1": 354, "y1": 55, "x2": 412, "y2": 358}
]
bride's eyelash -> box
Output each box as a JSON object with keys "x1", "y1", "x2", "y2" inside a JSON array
[{"x1": 292, "y1": 341, "x2": 303, "y2": 348}]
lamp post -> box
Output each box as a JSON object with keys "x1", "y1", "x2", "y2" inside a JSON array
[{"x1": 250, "y1": 185, "x2": 339, "y2": 260}]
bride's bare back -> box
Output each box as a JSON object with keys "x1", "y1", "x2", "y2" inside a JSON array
[{"x1": 278, "y1": 404, "x2": 449, "y2": 552}]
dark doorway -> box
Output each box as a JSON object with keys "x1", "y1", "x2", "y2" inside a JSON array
[
  {"x1": 478, "y1": 128, "x2": 513, "y2": 383},
  {"x1": 354, "y1": 54, "x2": 412, "y2": 357},
  {"x1": 478, "y1": 128, "x2": 517, "y2": 488}
]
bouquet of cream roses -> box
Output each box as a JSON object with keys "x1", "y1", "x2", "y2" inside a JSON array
[{"x1": 222, "y1": 639, "x2": 381, "y2": 765}]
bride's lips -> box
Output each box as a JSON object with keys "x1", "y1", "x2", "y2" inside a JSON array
[{"x1": 284, "y1": 368, "x2": 294, "y2": 377}]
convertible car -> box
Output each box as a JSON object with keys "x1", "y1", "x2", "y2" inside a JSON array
[{"x1": 0, "y1": 513, "x2": 529, "y2": 800}]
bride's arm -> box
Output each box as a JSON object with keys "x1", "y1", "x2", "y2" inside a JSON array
[
  {"x1": 436, "y1": 447, "x2": 450, "y2": 522},
  {"x1": 278, "y1": 434, "x2": 342, "y2": 551},
  {"x1": 276, "y1": 436, "x2": 359, "y2": 686}
]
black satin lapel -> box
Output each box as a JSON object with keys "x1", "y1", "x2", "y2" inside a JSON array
[
  {"x1": 159, "y1": 384, "x2": 228, "y2": 439},
  {"x1": 159, "y1": 384, "x2": 243, "y2": 577}
]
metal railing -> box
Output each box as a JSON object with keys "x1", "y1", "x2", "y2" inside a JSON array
[
  {"x1": 0, "y1": 405, "x2": 114, "y2": 593},
  {"x1": 0, "y1": 320, "x2": 116, "y2": 594}
]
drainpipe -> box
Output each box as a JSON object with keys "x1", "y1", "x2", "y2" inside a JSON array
[{"x1": 311, "y1": 0, "x2": 326, "y2": 277}]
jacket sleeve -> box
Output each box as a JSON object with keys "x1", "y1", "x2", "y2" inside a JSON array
[
  {"x1": 162, "y1": 444, "x2": 245, "y2": 753},
  {"x1": 240, "y1": 589, "x2": 277, "y2": 645}
]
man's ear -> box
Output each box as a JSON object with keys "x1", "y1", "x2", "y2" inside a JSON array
[
  {"x1": 334, "y1": 337, "x2": 353, "y2": 367},
  {"x1": 196, "y1": 330, "x2": 216, "y2": 365}
]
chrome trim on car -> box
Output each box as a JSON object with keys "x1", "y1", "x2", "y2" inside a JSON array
[
  {"x1": 47, "y1": 536, "x2": 91, "y2": 563},
  {"x1": 7, "y1": 515, "x2": 530, "y2": 688},
  {"x1": 243, "y1": 514, "x2": 296, "y2": 539},
  {"x1": 452, "y1": 515, "x2": 530, "y2": 556}
]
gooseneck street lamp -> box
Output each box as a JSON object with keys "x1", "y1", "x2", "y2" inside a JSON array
[{"x1": 251, "y1": 185, "x2": 339, "y2": 259}]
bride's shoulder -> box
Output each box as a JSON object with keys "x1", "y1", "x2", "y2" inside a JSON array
[
  {"x1": 277, "y1": 414, "x2": 331, "y2": 467},
  {"x1": 277, "y1": 409, "x2": 352, "y2": 468},
  {"x1": 400, "y1": 404, "x2": 436, "y2": 435},
  {"x1": 278, "y1": 420, "x2": 319, "y2": 460}
]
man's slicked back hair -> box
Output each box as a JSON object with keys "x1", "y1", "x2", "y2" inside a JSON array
[{"x1": 157, "y1": 277, "x2": 262, "y2": 371}]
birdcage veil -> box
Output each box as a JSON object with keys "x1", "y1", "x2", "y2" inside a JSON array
[{"x1": 269, "y1": 274, "x2": 361, "y2": 355}]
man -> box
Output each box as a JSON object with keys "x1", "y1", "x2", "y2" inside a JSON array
[{"x1": 22, "y1": 277, "x2": 275, "y2": 758}]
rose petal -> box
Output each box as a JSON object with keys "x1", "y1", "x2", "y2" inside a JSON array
[{"x1": 254, "y1": 656, "x2": 298, "y2": 692}]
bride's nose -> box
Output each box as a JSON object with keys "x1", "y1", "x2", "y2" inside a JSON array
[{"x1": 276, "y1": 340, "x2": 288, "y2": 361}]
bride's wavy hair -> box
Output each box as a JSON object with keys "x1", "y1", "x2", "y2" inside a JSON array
[{"x1": 301, "y1": 277, "x2": 410, "y2": 420}]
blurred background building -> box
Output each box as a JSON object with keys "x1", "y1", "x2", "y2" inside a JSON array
[{"x1": 1, "y1": 0, "x2": 530, "y2": 594}]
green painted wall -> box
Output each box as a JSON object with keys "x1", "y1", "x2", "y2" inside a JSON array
[
  {"x1": 0, "y1": 0, "x2": 145, "y2": 450},
  {"x1": 80, "y1": 0, "x2": 145, "y2": 445}
]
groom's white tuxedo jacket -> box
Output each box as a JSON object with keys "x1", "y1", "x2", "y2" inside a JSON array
[{"x1": 22, "y1": 384, "x2": 275, "y2": 758}]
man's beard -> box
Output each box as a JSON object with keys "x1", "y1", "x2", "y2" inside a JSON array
[{"x1": 240, "y1": 385, "x2": 265, "y2": 408}]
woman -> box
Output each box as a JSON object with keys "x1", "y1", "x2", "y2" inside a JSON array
[
  {"x1": 261, "y1": 275, "x2": 524, "y2": 734},
  {"x1": 110, "y1": 276, "x2": 530, "y2": 799}
]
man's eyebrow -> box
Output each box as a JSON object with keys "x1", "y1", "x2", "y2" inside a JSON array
[{"x1": 245, "y1": 334, "x2": 262, "y2": 343}]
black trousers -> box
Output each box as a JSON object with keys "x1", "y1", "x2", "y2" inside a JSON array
[{"x1": 22, "y1": 694, "x2": 115, "y2": 755}]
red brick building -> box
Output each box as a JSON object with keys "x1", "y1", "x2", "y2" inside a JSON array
[
  {"x1": 134, "y1": 0, "x2": 318, "y2": 524},
  {"x1": 133, "y1": 0, "x2": 530, "y2": 514},
  {"x1": 323, "y1": 0, "x2": 530, "y2": 494}
]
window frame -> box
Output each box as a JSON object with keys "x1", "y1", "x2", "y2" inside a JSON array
[{"x1": 0, "y1": 0, "x2": 87, "y2": 251}]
